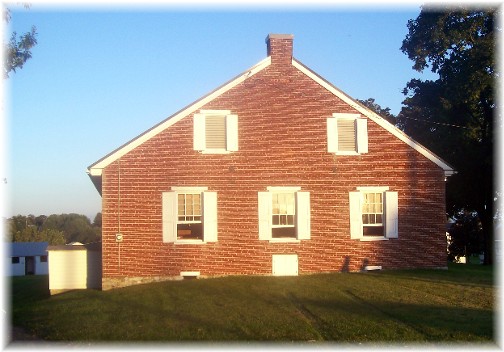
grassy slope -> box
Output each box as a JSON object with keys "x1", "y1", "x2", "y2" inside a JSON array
[{"x1": 9, "y1": 263, "x2": 495, "y2": 342}]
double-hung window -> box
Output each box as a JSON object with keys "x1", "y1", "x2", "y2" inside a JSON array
[
  {"x1": 193, "y1": 110, "x2": 238, "y2": 153},
  {"x1": 258, "y1": 187, "x2": 310, "y2": 242},
  {"x1": 162, "y1": 187, "x2": 217, "y2": 244},
  {"x1": 177, "y1": 193, "x2": 203, "y2": 240},
  {"x1": 271, "y1": 192, "x2": 296, "y2": 238},
  {"x1": 349, "y1": 187, "x2": 398, "y2": 240},
  {"x1": 327, "y1": 113, "x2": 368, "y2": 154},
  {"x1": 362, "y1": 192, "x2": 384, "y2": 236}
]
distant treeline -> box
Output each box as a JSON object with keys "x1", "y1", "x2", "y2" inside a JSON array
[{"x1": 4, "y1": 213, "x2": 101, "y2": 245}]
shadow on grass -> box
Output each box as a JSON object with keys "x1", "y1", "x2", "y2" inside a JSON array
[{"x1": 9, "y1": 268, "x2": 495, "y2": 343}]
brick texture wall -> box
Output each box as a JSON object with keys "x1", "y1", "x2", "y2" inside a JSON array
[{"x1": 100, "y1": 35, "x2": 447, "y2": 289}]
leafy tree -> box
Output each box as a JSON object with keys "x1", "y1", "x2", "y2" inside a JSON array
[
  {"x1": 399, "y1": 6, "x2": 497, "y2": 263},
  {"x1": 93, "y1": 213, "x2": 102, "y2": 228},
  {"x1": 3, "y1": 3, "x2": 38, "y2": 78},
  {"x1": 93, "y1": 212, "x2": 102, "y2": 239},
  {"x1": 5, "y1": 213, "x2": 101, "y2": 244},
  {"x1": 357, "y1": 98, "x2": 397, "y2": 125},
  {"x1": 11, "y1": 225, "x2": 65, "y2": 245},
  {"x1": 447, "y1": 209, "x2": 484, "y2": 262},
  {"x1": 42, "y1": 213, "x2": 100, "y2": 244}
]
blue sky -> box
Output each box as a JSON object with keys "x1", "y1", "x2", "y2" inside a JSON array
[{"x1": 3, "y1": 3, "x2": 441, "y2": 220}]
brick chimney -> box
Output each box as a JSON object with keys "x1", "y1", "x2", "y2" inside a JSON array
[{"x1": 266, "y1": 34, "x2": 294, "y2": 65}]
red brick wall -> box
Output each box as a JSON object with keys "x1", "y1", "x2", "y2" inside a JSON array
[{"x1": 100, "y1": 37, "x2": 447, "y2": 286}]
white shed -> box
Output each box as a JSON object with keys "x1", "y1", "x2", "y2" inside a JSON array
[
  {"x1": 47, "y1": 242, "x2": 102, "y2": 295},
  {"x1": 7, "y1": 242, "x2": 49, "y2": 276}
]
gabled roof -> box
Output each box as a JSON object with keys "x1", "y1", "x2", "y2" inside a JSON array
[
  {"x1": 87, "y1": 43, "x2": 454, "y2": 193},
  {"x1": 10, "y1": 242, "x2": 48, "y2": 257}
]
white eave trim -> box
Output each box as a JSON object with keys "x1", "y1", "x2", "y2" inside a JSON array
[
  {"x1": 292, "y1": 58, "x2": 455, "y2": 176},
  {"x1": 87, "y1": 56, "x2": 272, "y2": 176}
]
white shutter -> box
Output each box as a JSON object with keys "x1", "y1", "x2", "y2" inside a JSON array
[
  {"x1": 226, "y1": 114, "x2": 238, "y2": 151},
  {"x1": 162, "y1": 192, "x2": 177, "y2": 243},
  {"x1": 349, "y1": 191, "x2": 362, "y2": 239},
  {"x1": 193, "y1": 113, "x2": 206, "y2": 151},
  {"x1": 327, "y1": 118, "x2": 338, "y2": 153},
  {"x1": 296, "y1": 191, "x2": 310, "y2": 240},
  {"x1": 203, "y1": 191, "x2": 218, "y2": 242},
  {"x1": 258, "y1": 192, "x2": 272, "y2": 240},
  {"x1": 356, "y1": 118, "x2": 368, "y2": 154},
  {"x1": 385, "y1": 191, "x2": 398, "y2": 238}
]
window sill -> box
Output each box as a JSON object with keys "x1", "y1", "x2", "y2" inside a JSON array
[
  {"x1": 269, "y1": 238, "x2": 301, "y2": 244},
  {"x1": 199, "y1": 149, "x2": 233, "y2": 154},
  {"x1": 359, "y1": 236, "x2": 389, "y2": 242},
  {"x1": 334, "y1": 151, "x2": 360, "y2": 156},
  {"x1": 174, "y1": 240, "x2": 207, "y2": 245}
]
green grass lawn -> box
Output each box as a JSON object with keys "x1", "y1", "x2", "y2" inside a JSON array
[{"x1": 9, "y1": 263, "x2": 496, "y2": 344}]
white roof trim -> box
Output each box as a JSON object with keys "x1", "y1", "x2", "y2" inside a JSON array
[
  {"x1": 292, "y1": 59, "x2": 455, "y2": 176},
  {"x1": 88, "y1": 56, "x2": 272, "y2": 176}
]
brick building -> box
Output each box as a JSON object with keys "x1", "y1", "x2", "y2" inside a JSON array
[{"x1": 88, "y1": 34, "x2": 454, "y2": 290}]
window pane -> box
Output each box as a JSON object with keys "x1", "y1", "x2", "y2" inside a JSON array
[
  {"x1": 177, "y1": 223, "x2": 203, "y2": 240},
  {"x1": 376, "y1": 214, "x2": 383, "y2": 224},
  {"x1": 279, "y1": 215, "x2": 286, "y2": 225},
  {"x1": 186, "y1": 194, "x2": 193, "y2": 215},
  {"x1": 367, "y1": 193, "x2": 375, "y2": 203},
  {"x1": 286, "y1": 194, "x2": 295, "y2": 214},
  {"x1": 272, "y1": 194, "x2": 280, "y2": 214},
  {"x1": 194, "y1": 197, "x2": 201, "y2": 215},
  {"x1": 178, "y1": 194, "x2": 185, "y2": 216},
  {"x1": 272, "y1": 227, "x2": 296, "y2": 238},
  {"x1": 287, "y1": 215, "x2": 294, "y2": 225},
  {"x1": 363, "y1": 226, "x2": 384, "y2": 236},
  {"x1": 272, "y1": 215, "x2": 279, "y2": 225}
]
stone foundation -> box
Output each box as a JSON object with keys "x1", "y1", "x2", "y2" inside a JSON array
[{"x1": 102, "y1": 276, "x2": 183, "y2": 291}]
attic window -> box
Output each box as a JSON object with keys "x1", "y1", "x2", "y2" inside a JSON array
[
  {"x1": 327, "y1": 113, "x2": 368, "y2": 155},
  {"x1": 193, "y1": 110, "x2": 238, "y2": 154}
]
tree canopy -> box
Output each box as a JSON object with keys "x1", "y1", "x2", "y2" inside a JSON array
[
  {"x1": 4, "y1": 213, "x2": 102, "y2": 245},
  {"x1": 3, "y1": 4, "x2": 38, "y2": 78},
  {"x1": 399, "y1": 5, "x2": 498, "y2": 263},
  {"x1": 357, "y1": 98, "x2": 397, "y2": 125}
]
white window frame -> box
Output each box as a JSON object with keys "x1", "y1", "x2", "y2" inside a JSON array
[
  {"x1": 193, "y1": 110, "x2": 238, "y2": 154},
  {"x1": 162, "y1": 187, "x2": 218, "y2": 244},
  {"x1": 327, "y1": 113, "x2": 368, "y2": 155},
  {"x1": 258, "y1": 187, "x2": 310, "y2": 243},
  {"x1": 349, "y1": 186, "x2": 398, "y2": 241}
]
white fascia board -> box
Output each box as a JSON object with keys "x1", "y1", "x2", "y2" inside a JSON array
[
  {"x1": 87, "y1": 57, "x2": 272, "y2": 176},
  {"x1": 292, "y1": 58, "x2": 455, "y2": 177}
]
